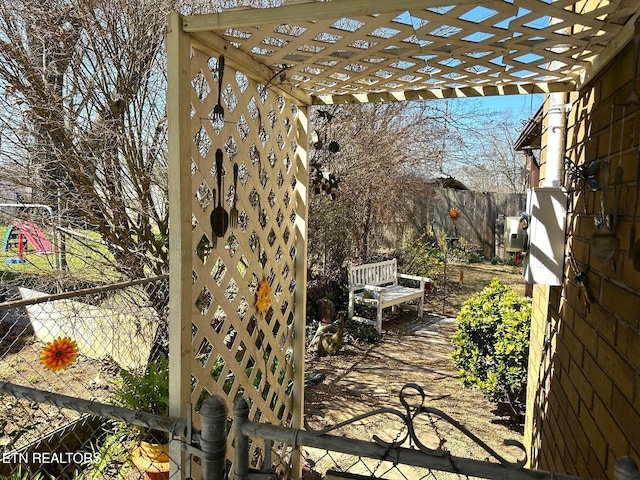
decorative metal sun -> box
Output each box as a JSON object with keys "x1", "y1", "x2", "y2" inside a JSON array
[
  {"x1": 40, "y1": 337, "x2": 78, "y2": 371},
  {"x1": 255, "y1": 279, "x2": 272, "y2": 315}
]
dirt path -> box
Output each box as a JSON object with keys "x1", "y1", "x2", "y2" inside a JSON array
[{"x1": 302, "y1": 262, "x2": 527, "y2": 478}]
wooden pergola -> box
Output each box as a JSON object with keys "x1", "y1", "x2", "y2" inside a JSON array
[
  {"x1": 181, "y1": 0, "x2": 639, "y2": 104},
  {"x1": 165, "y1": 0, "x2": 640, "y2": 477}
]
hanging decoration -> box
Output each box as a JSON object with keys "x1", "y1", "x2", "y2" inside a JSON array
[
  {"x1": 310, "y1": 109, "x2": 340, "y2": 199},
  {"x1": 40, "y1": 336, "x2": 78, "y2": 371},
  {"x1": 568, "y1": 158, "x2": 600, "y2": 192},
  {"x1": 255, "y1": 279, "x2": 272, "y2": 316},
  {"x1": 565, "y1": 155, "x2": 600, "y2": 216}
]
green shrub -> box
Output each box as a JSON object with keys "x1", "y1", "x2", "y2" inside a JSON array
[
  {"x1": 467, "y1": 251, "x2": 485, "y2": 263},
  {"x1": 504, "y1": 254, "x2": 519, "y2": 266},
  {"x1": 398, "y1": 228, "x2": 444, "y2": 280},
  {"x1": 111, "y1": 358, "x2": 169, "y2": 442},
  {"x1": 451, "y1": 278, "x2": 531, "y2": 411}
]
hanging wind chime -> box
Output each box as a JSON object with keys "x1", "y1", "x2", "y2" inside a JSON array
[{"x1": 310, "y1": 110, "x2": 340, "y2": 199}]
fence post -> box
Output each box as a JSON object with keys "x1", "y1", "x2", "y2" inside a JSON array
[
  {"x1": 615, "y1": 456, "x2": 640, "y2": 480},
  {"x1": 234, "y1": 397, "x2": 250, "y2": 480},
  {"x1": 199, "y1": 395, "x2": 228, "y2": 480}
]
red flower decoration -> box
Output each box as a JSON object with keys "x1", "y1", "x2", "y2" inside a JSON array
[{"x1": 448, "y1": 208, "x2": 461, "y2": 220}]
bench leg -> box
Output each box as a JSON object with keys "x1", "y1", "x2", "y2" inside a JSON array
[
  {"x1": 376, "y1": 302, "x2": 383, "y2": 335},
  {"x1": 418, "y1": 296, "x2": 424, "y2": 318},
  {"x1": 348, "y1": 291, "x2": 354, "y2": 319}
]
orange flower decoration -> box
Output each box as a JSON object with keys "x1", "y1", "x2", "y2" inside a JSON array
[
  {"x1": 448, "y1": 208, "x2": 461, "y2": 220},
  {"x1": 40, "y1": 337, "x2": 78, "y2": 371},
  {"x1": 255, "y1": 279, "x2": 271, "y2": 315}
]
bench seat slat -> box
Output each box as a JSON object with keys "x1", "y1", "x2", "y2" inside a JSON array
[{"x1": 353, "y1": 285, "x2": 423, "y2": 309}]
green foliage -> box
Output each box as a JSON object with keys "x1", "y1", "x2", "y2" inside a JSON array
[
  {"x1": 398, "y1": 228, "x2": 444, "y2": 280},
  {"x1": 489, "y1": 256, "x2": 502, "y2": 265},
  {"x1": 87, "y1": 430, "x2": 130, "y2": 479},
  {"x1": 504, "y1": 254, "x2": 519, "y2": 266},
  {"x1": 451, "y1": 278, "x2": 531, "y2": 409},
  {"x1": 3, "y1": 466, "x2": 49, "y2": 480},
  {"x1": 111, "y1": 359, "x2": 169, "y2": 416},
  {"x1": 0, "y1": 466, "x2": 86, "y2": 480},
  {"x1": 110, "y1": 358, "x2": 169, "y2": 443},
  {"x1": 467, "y1": 251, "x2": 485, "y2": 263},
  {"x1": 345, "y1": 317, "x2": 380, "y2": 343}
]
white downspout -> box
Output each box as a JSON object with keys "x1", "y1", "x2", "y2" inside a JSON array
[{"x1": 544, "y1": 92, "x2": 568, "y2": 187}]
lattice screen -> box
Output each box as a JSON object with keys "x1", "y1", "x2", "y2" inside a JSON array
[
  {"x1": 182, "y1": 0, "x2": 632, "y2": 102},
  {"x1": 187, "y1": 45, "x2": 306, "y2": 474}
]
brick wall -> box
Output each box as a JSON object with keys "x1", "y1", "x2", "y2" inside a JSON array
[{"x1": 524, "y1": 39, "x2": 640, "y2": 478}]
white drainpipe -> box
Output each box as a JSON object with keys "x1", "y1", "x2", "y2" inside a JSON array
[{"x1": 544, "y1": 92, "x2": 568, "y2": 187}]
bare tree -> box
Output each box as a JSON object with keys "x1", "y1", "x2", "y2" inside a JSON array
[
  {"x1": 433, "y1": 100, "x2": 530, "y2": 193},
  {"x1": 0, "y1": 0, "x2": 173, "y2": 281},
  {"x1": 0, "y1": 0, "x2": 289, "y2": 356},
  {"x1": 308, "y1": 102, "x2": 441, "y2": 282}
]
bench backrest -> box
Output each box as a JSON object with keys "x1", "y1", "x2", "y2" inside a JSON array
[{"x1": 348, "y1": 259, "x2": 398, "y2": 288}]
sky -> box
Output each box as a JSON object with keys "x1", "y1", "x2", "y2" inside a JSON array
[{"x1": 475, "y1": 93, "x2": 544, "y2": 118}]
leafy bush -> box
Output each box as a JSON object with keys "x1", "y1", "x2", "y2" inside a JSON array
[
  {"x1": 467, "y1": 251, "x2": 485, "y2": 263},
  {"x1": 504, "y1": 254, "x2": 519, "y2": 266},
  {"x1": 451, "y1": 278, "x2": 531, "y2": 412},
  {"x1": 398, "y1": 228, "x2": 445, "y2": 280},
  {"x1": 111, "y1": 358, "x2": 169, "y2": 442}
]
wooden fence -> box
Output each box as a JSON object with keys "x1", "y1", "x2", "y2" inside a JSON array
[{"x1": 421, "y1": 188, "x2": 526, "y2": 258}]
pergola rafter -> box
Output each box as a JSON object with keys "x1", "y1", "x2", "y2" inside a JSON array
[{"x1": 180, "y1": 0, "x2": 640, "y2": 104}]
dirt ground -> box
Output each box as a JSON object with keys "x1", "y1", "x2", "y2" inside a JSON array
[
  {"x1": 422, "y1": 261, "x2": 526, "y2": 316},
  {"x1": 0, "y1": 260, "x2": 527, "y2": 479},
  {"x1": 0, "y1": 320, "x2": 126, "y2": 478},
  {"x1": 302, "y1": 261, "x2": 527, "y2": 479}
]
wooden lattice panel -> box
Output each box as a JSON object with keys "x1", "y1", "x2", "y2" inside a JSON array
[
  {"x1": 188, "y1": 46, "x2": 303, "y2": 470},
  {"x1": 183, "y1": 0, "x2": 633, "y2": 102}
]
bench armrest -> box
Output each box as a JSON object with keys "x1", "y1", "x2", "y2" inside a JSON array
[{"x1": 397, "y1": 273, "x2": 431, "y2": 283}]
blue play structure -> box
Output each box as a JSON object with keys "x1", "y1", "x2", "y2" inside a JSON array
[{"x1": 3, "y1": 226, "x2": 25, "y2": 264}]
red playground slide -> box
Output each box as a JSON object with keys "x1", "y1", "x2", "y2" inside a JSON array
[{"x1": 13, "y1": 222, "x2": 55, "y2": 254}]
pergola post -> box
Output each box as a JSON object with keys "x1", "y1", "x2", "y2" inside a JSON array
[
  {"x1": 292, "y1": 103, "x2": 311, "y2": 478},
  {"x1": 166, "y1": 11, "x2": 194, "y2": 478}
]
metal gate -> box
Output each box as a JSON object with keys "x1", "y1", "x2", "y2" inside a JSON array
[{"x1": 2, "y1": 379, "x2": 637, "y2": 480}]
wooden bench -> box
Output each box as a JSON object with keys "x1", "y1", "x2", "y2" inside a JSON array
[{"x1": 348, "y1": 258, "x2": 430, "y2": 334}]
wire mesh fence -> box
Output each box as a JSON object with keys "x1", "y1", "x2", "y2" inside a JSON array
[{"x1": 0, "y1": 270, "x2": 173, "y2": 479}]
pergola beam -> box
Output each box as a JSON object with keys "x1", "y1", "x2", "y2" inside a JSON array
[
  {"x1": 181, "y1": 0, "x2": 497, "y2": 32},
  {"x1": 313, "y1": 81, "x2": 577, "y2": 105},
  {"x1": 575, "y1": 12, "x2": 640, "y2": 90},
  {"x1": 179, "y1": 0, "x2": 640, "y2": 103},
  {"x1": 189, "y1": 30, "x2": 313, "y2": 106}
]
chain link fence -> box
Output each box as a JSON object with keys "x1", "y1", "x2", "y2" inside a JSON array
[{"x1": 0, "y1": 228, "x2": 173, "y2": 480}]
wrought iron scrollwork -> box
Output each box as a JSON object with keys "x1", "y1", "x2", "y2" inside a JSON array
[{"x1": 304, "y1": 382, "x2": 527, "y2": 470}]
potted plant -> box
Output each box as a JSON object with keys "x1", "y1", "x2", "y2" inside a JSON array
[{"x1": 111, "y1": 358, "x2": 170, "y2": 480}]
